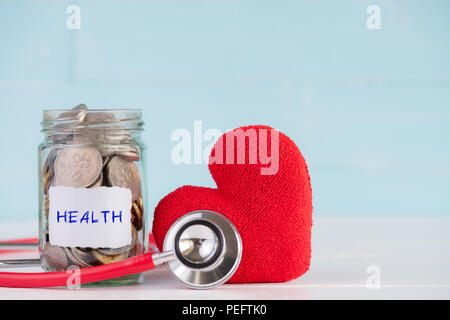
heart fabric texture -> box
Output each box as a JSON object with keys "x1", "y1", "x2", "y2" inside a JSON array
[{"x1": 152, "y1": 125, "x2": 313, "y2": 283}]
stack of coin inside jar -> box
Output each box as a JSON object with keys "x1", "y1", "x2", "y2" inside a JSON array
[{"x1": 40, "y1": 104, "x2": 145, "y2": 273}]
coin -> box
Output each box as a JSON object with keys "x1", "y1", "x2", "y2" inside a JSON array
[
  {"x1": 88, "y1": 171, "x2": 103, "y2": 188},
  {"x1": 83, "y1": 112, "x2": 120, "y2": 146},
  {"x1": 71, "y1": 247, "x2": 97, "y2": 266},
  {"x1": 96, "y1": 246, "x2": 129, "y2": 256},
  {"x1": 72, "y1": 104, "x2": 88, "y2": 122},
  {"x1": 129, "y1": 225, "x2": 141, "y2": 256},
  {"x1": 64, "y1": 247, "x2": 94, "y2": 268},
  {"x1": 68, "y1": 131, "x2": 94, "y2": 145},
  {"x1": 98, "y1": 145, "x2": 139, "y2": 161},
  {"x1": 44, "y1": 196, "x2": 49, "y2": 216},
  {"x1": 107, "y1": 156, "x2": 141, "y2": 201},
  {"x1": 84, "y1": 111, "x2": 116, "y2": 125},
  {"x1": 52, "y1": 105, "x2": 88, "y2": 144},
  {"x1": 102, "y1": 155, "x2": 112, "y2": 169},
  {"x1": 44, "y1": 195, "x2": 50, "y2": 230},
  {"x1": 93, "y1": 250, "x2": 128, "y2": 264},
  {"x1": 54, "y1": 147, "x2": 102, "y2": 187},
  {"x1": 57, "y1": 104, "x2": 88, "y2": 122},
  {"x1": 43, "y1": 244, "x2": 69, "y2": 270},
  {"x1": 43, "y1": 170, "x2": 51, "y2": 195},
  {"x1": 42, "y1": 149, "x2": 57, "y2": 194},
  {"x1": 96, "y1": 245, "x2": 130, "y2": 256},
  {"x1": 130, "y1": 225, "x2": 138, "y2": 249},
  {"x1": 114, "y1": 145, "x2": 140, "y2": 162},
  {"x1": 131, "y1": 197, "x2": 144, "y2": 231},
  {"x1": 42, "y1": 148, "x2": 57, "y2": 175},
  {"x1": 119, "y1": 150, "x2": 140, "y2": 162}
]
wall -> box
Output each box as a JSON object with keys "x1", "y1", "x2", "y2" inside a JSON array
[{"x1": 0, "y1": 0, "x2": 449, "y2": 221}]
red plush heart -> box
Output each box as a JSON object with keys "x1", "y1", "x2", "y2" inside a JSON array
[{"x1": 152, "y1": 125, "x2": 313, "y2": 283}]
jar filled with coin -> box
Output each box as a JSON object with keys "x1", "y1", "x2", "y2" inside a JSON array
[{"x1": 39, "y1": 105, "x2": 147, "y2": 287}]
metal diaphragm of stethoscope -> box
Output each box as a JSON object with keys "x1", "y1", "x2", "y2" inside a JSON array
[{"x1": 0, "y1": 210, "x2": 242, "y2": 289}]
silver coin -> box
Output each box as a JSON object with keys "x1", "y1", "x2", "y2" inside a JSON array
[
  {"x1": 107, "y1": 156, "x2": 141, "y2": 201},
  {"x1": 64, "y1": 247, "x2": 94, "y2": 268},
  {"x1": 70, "y1": 128, "x2": 106, "y2": 146},
  {"x1": 94, "y1": 130, "x2": 133, "y2": 152},
  {"x1": 51, "y1": 132, "x2": 74, "y2": 145},
  {"x1": 96, "y1": 245, "x2": 130, "y2": 256},
  {"x1": 54, "y1": 147, "x2": 103, "y2": 187},
  {"x1": 88, "y1": 171, "x2": 103, "y2": 188},
  {"x1": 71, "y1": 247, "x2": 95, "y2": 265},
  {"x1": 52, "y1": 105, "x2": 88, "y2": 144},
  {"x1": 51, "y1": 174, "x2": 61, "y2": 187},
  {"x1": 43, "y1": 244, "x2": 68, "y2": 270},
  {"x1": 64, "y1": 248, "x2": 96, "y2": 268},
  {"x1": 98, "y1": 145, "x2": 140, "y2": 161},
  {"x1": 55, "y1": 104, "x2": 88, "y2": 124},
  {"x1": 102, "y1": 130, "x2": 133, "y2": 146},
  {"x1": 72, "y1": 104, "x2": 88, "y2": 122},
  {"x1": 103, "y1": 131, "x2": 132, "y2": 144},
  {"x1": 73, "y1": 104, "x2": 87, "y2": 111},
  {"x1": 102, "y1": 155, "x2": 112, "y2": 169},
  {"x1": 115, "y1": 146, "x2": 140, "y2": 161},
  {"x1": 70, "y1": 127, "x2": 126, "y2": 147},
  {"x1": 68, "y1": 131, "x2": 93, "y2": 145},
  {"x1": 84, "y1": 112, "x2": 116, "y2": 125}
]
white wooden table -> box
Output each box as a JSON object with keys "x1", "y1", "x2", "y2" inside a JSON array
[{"x1": 1, "y1": 217, "x2": 449, "y2": 299}]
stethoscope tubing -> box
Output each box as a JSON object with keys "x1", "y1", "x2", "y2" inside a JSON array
[{"x1": 0, "y1": 252, "x2": 156, "y2": 288}]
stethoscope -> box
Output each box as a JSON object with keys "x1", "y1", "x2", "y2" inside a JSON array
[{"x1": 0, "y1": 210, "x2": 242, "y2": 289}]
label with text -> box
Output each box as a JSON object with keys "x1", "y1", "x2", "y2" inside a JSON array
[{"x1": 48, "y1": 186, "x2": 132, "y2": 248}]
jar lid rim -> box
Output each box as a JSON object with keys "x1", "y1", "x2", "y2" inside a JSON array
[{"x1": 41, "y1": 108, "x2": 144, "y2": 132}]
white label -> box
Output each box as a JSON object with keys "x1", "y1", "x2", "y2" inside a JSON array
[{"x1": 49, "y1": 186, "x2": 132, "y2": 248}]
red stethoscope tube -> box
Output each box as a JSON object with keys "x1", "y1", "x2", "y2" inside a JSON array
[
  {"x1": 0, "y1": 236, "x2": 158, "y2": 288},
  {"x1": 0, "y1": 253, "x2": 155, "y2": 288}
]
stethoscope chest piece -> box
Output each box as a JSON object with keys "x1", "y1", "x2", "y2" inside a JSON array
[{"x1": 163, "y1": 210, "x2": 242, "y2": 289}]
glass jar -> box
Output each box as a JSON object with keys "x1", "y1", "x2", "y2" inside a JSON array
[{"x1": 38, "y1": 105, "x2": 148, "y2": 287}]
